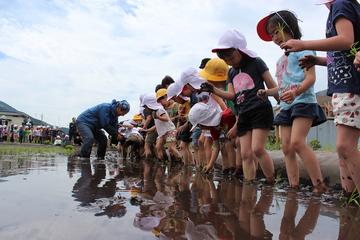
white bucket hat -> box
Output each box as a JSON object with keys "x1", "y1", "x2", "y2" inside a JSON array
[
  {"x1": 188, "y1": 102, "x2": 222, "y2": 131},
  {"x1": 212, "y1": 29, "x2": 257, "y2": 58},
  {"x1": 141, "y1": 94, "x2": 163, "y2": 110},
  {"x1": 167, "y1": 68, "x2": 205, "y2": 100}
]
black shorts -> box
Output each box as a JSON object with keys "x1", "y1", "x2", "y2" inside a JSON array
[
  {"x1": 274, "y1": 103, "x2": 327, "y2": 127},
  {"x1": 237, "y1": 105, "x2": 274, "y2": 136}
]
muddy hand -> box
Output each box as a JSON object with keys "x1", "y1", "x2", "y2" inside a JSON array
[
  {"x1": 354, "y1": 52, "x2": 360, "y2": 72},
  {"x1": 257, "y1": 89, "x2": 267, "y2": 100},
  {"x1": 299, "y1": 55, "x2": 316, "y2": 70},
  {"x1": 200, "y1": 82, "x2": 214, "y2": 93}
]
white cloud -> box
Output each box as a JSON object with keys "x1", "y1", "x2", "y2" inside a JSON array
[{"x1": 0, "y1": 0, "x2": 330, "y2": 127}]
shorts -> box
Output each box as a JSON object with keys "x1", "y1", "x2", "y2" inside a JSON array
[
  {"x1": 191, "y1": 126, "x2": 202, "y2": 147},
  {"x1": 332, "y1": 93, "x2": 360, "y2": 129},
  {"x1": 164, "y1": 130, "x2": 177, "y2": 143},
  {"x1": 145, "y1": 131, "x2": 158, "y2": 144},
  {"x1": 237, "y1": 105, "x2": 274, "y2": 137},
  {"x1": 274, "y1": 103, "x2": 327, "y2": 127},
  {"x1": 203, "y1": 130, "x2": 212, "y2": 137},
  {"x1": 178, "y1": 127, "x2": 192, "y2": 143}
]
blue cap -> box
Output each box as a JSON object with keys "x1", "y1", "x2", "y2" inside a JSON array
[{"x1": 119, "y1": 100, "x2": 130, "y2": 113}]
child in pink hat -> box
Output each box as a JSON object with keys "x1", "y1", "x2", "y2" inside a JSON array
[{"x1": 201, "y1": 29, "x2": 277, "y2": 183}]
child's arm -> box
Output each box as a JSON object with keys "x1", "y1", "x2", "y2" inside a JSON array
[
  {"x1": 156, "y1": 112, "x2": 170, "y2": 122},
  {"x1": 201, "y1": 82, "x2": 235, "y2": 100},
  {"x1": 204, "y1": 141, "x2": 220, "y2": 173},
  {"x1": 281, "y1": 17, "x2": 354, "y2": 52},
  {"x1": 140, "y1": 125, "x2": 156, "y2": 133},
  {"x1": 142, "y1": 115, "x2": 152, "y2": 129},
  {"x1": 281, "y1": 66, "x2": 316, "y2": 104},
  {"x1": 261, "y1": 70, "x2": 280, "y2": 102},
  {"x1": 212, "y1": 94, "x2": 227, "y2": 110},
  {"x1": 299, "y1": 55, "x2": 327, "y2": 70}
]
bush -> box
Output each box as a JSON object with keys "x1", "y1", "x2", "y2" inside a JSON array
[{"x1": 309, "y1": 139, "x2": 321, "y2": 150}]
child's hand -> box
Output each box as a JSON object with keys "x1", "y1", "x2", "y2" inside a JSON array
[
  {"x1": 200, "y1": 82, "x2": 214, "y2": 93},
  {"x1": 203, "y1": 163, "x2": 214, "y2": 174},
  {"x1": 280, "y1": 89, "x2": 297, "y2": 104},
  {"x1": 280, "y1": 39, "x2": 305, "y2": 54},
  {"x1": 227, "y1": 125, "x2": 237, "y2": 139},
  {"x1": 299, "y1": 55, "x2": 317, "y2": 70},
  {"x1": 354, "y1": 51, "x2": 360, "y2": 72},
  {"x1": 257, "y1": 89, "x2": 268, "y2": 100}
]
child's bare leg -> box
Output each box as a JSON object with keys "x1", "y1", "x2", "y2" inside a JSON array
[
  {"x1": 291, "y1": 118, "x2": 325, "y2": 191},
  {"x1": 168, "y1": 141, "x2": 182, "y2": 160},
  {"x1": 339, "y1": 158, "x2": 356, "y2": 193},
  {"x1": 180, "y1": 141, "x2": 191, "y2": 165},
  {"x1": 197, "y1": 133, "x2": 206, "y2": 168},
  {"x1": 252, "y1": 129, "x2": 274, "y2": 182},
  {"x1": 224, "y1": 139, "x2": 236, "y2": 169},
  {"x1": 235, "y1": 137, "x2": 242, "y2": 171},
  {"x1": 155, "y1": 137, "x2": 165, "y2": 160},
  {"x1": 336, "y1": 125, "x2": 360, "y2": 192},
  {"x1": 240, "y1": 132, "x2": 256, "y2": 181},
  {"x1": 204, "y1": 136, "x2": 213, "y2": 165},
  {"x1": 281, "y1": 126, "x2": 299, "y2": 187}
]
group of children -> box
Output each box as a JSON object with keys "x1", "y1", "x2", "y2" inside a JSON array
[{"x1": 118, "y1": 0, "x2": 360, "y2": 194}]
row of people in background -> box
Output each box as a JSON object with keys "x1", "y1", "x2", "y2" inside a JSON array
[{"x1": 0, "y1": 124, "x2": 66, "y2": 145}]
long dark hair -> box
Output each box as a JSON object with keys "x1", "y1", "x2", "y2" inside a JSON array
[{"x1": 267, "y1": 10, "x2": 302, "y2": 40}]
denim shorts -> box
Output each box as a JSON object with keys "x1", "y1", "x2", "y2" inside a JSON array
[
  {"x1": 237, "y1": 105, "x2": 274, "y2": 136},
  {"x1": 274, "y1": 103, "x2": 327, "y2": 127},
  {"x1": 191, "y1": 126, "x2": 202, "y2": 147}
]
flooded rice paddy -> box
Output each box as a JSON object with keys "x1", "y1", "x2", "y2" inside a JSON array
[{"x1": 0, "y1": 151, "x2": 359, "y2": 240}]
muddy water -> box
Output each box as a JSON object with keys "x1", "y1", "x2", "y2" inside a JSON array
[{"x1": 0, "y1": 154, "x2": 358, "y2": 240}]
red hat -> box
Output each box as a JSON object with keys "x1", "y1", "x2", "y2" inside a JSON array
[{"x1": 257, "y1": 13, "x2": 275, "y2": 42}]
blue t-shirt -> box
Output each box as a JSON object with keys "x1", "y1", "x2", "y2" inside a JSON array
[
  {"x1": 326, "y1": 0, "x2": 360, "y2": 95},
  {"x1": 227, "y1": 57, "x2": 272, "y2": 114},
  {"x1": 276, "y1": 51, "x2": 317, "y2": 110}
]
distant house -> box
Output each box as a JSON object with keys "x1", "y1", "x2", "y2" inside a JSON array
[{"x1": 0, "y1": 101, "x2": 51, "y2": 127}]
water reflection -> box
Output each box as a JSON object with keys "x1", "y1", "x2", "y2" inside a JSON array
[
  {"x1": 280, "y1": 190, "x2": 321, "y2": 240},
  {"x1": 0, "y1": 155, "x2": 358, "y2": 239}
]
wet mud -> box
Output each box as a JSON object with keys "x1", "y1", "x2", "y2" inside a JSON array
[{"x1": 0, "y1": 151, "x2": 358, "y2": 240}]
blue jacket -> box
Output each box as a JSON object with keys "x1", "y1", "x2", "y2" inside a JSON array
[{"x1": 77, "y1": 102, "x2": 118, "y2": 136}]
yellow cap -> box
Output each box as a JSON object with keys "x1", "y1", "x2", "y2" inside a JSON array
[
  {"x1": 156, "y1": 88, "x2": 167, "y2": 101},
  {"x1": 132, "y1": 114, "x2": 143, "y2": 121},
  {"x1": 199, "y1": 58, "x2": 228, "y2": 82}
]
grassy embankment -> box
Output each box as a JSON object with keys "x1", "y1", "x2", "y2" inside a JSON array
[{"x1": 0, "y1": 144, "x2": 75, "y2": 156}]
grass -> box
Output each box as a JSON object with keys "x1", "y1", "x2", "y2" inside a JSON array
[
  {"x1": 0, "y1": 144, "x2": 75, "y2": 156},
  {"x1": 347, "y1": 41, "x2": 360, "y2": 58},
  {"x1": 340, "y1": 189, "x2": 360, "y2": 207}
]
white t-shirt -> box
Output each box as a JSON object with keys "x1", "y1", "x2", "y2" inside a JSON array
[{"x1": 154, "y1": 108, "x2": 175, "y2": 137}]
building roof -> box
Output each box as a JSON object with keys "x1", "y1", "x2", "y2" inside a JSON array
[
  {"x1": 0, "y1": 101, "x2": 20, "y2": 113},
  {"x1": 0, "y1": 100, "x2": 52, "y2": 127}
]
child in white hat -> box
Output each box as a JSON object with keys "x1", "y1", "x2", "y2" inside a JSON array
[
  {"x1": 188, "y1": 102, "x2": 236, "y2": 174},
  {"x1": 141, "y1": 94, "x2": 181, "y2": 162}
]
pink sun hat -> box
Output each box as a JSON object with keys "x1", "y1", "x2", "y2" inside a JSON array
[{"x1": 212, "y1": 29, "x2": 257, "y2": 58}]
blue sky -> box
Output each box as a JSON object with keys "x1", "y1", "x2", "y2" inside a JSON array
[{"x1": 0, "y1": 0, "x2": 331, "y2": 127}]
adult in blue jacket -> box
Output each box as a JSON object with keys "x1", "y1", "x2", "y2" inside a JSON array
[{"x1": 76, "y1": 99, "x2": 130, "y2": 159}]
